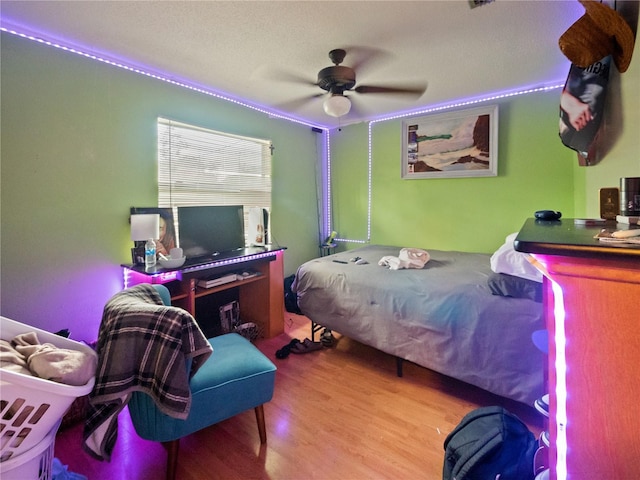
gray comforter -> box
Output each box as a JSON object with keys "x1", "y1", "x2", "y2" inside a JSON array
[{"x1": 293, "y1": 245, "x2": 544, "y2": 405}]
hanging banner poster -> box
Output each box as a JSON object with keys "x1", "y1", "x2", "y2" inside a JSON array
[{"x1": 559, "y1": 56, "x2": 611, "y2": 165}]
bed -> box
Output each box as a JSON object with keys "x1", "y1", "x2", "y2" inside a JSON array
[{"x1": 292, "y1": 244, "x2": 545, "y2": 406}]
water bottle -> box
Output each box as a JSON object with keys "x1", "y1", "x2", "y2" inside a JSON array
[{"x1": 145, "y1": 238, "x2": 157, "y2": 268}]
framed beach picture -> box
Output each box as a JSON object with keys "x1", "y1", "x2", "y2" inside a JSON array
[{"x1": 401, "y1": 105, "x2": 498, "y2": 179}]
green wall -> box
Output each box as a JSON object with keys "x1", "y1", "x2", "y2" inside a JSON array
[
  {"x1": 330, "y1": 91, "x2": 577, "y2": 254},
  {"x1": 574, "y1": 1, "x2": 640, "y2": 216},
  {"x1": 328, "y1": 16, "x2": 640, "y2": 254},
  {"x1": 2, "y1": 20, "x2": 638, "y2": 342},
  {"x1": 0, "y1": 33, "x2": 320, "y2": 341},
  {"x1": 574, "y1": 40, "x2": 640, "y2": 216}
]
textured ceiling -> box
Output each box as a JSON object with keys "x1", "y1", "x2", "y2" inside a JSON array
[{"x1": 1, "y1": 1, "x2": 587, "y2": 127}]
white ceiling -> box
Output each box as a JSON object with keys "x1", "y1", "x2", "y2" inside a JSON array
[{"x1": 1, "y1": 0, "x2": 586, "y2": 128}]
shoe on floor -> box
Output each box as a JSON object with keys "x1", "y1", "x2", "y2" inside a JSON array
[
  {"x1": 276, "y1": 338, "x2": 300, "y2": 359},
  {"x1": 540, "y1": 430, "x2": 550, "y2": 447},
  {"x1": 321, "y1": 329, "x2": 334, "y2": 347},
  {"x1": 535, "y1": 468, "x2": 549, "y2": 480},
  {"x1": 290, "y1": 338, "x2": 323, "y2": 354},
  {"x1": 534, "y1": 394, "x2": 549, "y2": 417}
]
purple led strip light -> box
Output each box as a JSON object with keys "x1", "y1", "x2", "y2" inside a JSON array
[
  {"x1": 181, "y1": 251, "x2": 277, "y2": 274},
  {"x1": 123, "y1": 250, "x2": 278, "y2": 288},
  {"x1": 6, "y1": 23, "x2": 570, "y2": 476},
  {"x1": 0, "y1": 24, "x2": 324, "y2": 130}
]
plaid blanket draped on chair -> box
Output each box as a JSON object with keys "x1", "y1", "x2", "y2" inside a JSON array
[{"x1": 83, "y1": 284, "x2": 212, "y2": 461}]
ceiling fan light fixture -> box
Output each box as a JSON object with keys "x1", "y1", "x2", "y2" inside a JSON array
[{"x1": 323, "y1": 94, "x2": 351, "y2": 117}]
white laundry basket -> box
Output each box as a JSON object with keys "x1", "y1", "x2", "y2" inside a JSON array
[
  {"x1": 0, "y1": 421, "x2": 59, "y2": 480},
  {"x1": 0, "y1": 316, "x2": 96, "y2": 463}
]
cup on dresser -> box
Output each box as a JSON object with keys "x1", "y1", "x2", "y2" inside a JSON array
[{"x1": 170, "y1": 247, "x2": 183, "y2": 259}]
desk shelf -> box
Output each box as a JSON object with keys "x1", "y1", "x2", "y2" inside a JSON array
[
  {"x1": 193, "y1": 274, "x2": 264, "y2": 298},
  {"x1": 123, "y1": 248, "x2": 285, "y2": 339}
]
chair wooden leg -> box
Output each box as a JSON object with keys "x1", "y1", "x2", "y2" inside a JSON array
[
  {"x1": 254, "y1": 404, "x2": 267, "y2": 444},
  {"x1": 162, "y1": 439, "x2": 180, "y2": 480}
]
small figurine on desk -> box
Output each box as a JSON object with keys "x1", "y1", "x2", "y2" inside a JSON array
[{"x1": 322, "y1": 231, "x2": 337, "y2": 246}]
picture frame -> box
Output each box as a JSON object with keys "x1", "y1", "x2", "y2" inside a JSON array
[
  {"x1": 130, "y1": 207, "x2": 177, "y2": 262},
  {"x1": 401, "y1": 105, "x2": 498, "y2": 179}
]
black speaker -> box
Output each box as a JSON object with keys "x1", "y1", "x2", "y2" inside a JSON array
[
  {"x1": 620, "y1": 177, "x2": 640, "y2": 216},
  {"x1": 599, "y1": 187, "x2": 619, "y2": 220}
]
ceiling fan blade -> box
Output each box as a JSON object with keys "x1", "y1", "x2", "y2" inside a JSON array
[
  {"x1": 354, "y1": 83, "x2": 427, "y2": 98},
  {"x1": 261, "y1": 68, "x2": 317, "y2": 87},
  {"x1": 342, "y1": 46, "x2": 393, "y2": 75},
  {"x1": 274, "y1": 93, "x2": 325, "y2": 112}
]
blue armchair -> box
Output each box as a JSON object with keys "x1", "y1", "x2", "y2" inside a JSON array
[{"x1": 127, "y1": 284, "x2": 277, "y2": 480}]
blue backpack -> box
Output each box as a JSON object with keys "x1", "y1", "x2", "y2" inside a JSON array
[{"x1": 443, "y1": 406, "x2": 537, "y2": 480}]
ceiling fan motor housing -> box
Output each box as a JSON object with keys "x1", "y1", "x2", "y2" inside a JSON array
[{"x1": 317, "y1": 66, "x2": 356, "y2": 93}]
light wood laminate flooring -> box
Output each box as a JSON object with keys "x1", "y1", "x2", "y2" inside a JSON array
[{"x1": 54, "y1": 314, "x2": 543, "y2": 479}]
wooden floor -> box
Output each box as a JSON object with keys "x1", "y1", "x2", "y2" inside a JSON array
[{"x1": 54, "y1": 314, "x2": 543, "y2": 479}]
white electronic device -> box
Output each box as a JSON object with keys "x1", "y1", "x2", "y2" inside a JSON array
[
  {"x1": 248, "y1": 207, "x2": 268, "y2": 246},
  {"x1": 197, "y1": 273, "x2": 238, "y2": 289}
]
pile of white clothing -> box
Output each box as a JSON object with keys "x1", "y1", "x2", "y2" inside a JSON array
[{"x1": 378, "y1": 247, "x2": 430, "y2": 270}]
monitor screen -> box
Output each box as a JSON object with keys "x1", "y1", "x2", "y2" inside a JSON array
[{"x1": 177, "y1": 205, "x2": 245, "y2": 259}]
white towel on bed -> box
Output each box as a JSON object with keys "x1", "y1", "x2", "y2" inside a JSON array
[{"x1": 378, "y1": 248, "x2": 430, "y2": 270}]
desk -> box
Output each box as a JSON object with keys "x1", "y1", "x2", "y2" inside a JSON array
[
  {"x1": 123, "y1": 247, "x2": 286, "y2": 338},
  {"x1": 515, "y1": 219, "x2": 640, "y2": 480}
]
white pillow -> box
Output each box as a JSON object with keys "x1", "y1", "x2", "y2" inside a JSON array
[{"x1": 490, "y1": 233, "x2": 542, "y2": 283}]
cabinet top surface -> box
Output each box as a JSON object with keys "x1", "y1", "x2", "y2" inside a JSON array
[
  {"x1": 123, "y1": 246, "x2": 286, "y2": 275},
  {"x1": 514, "y1": 218, "x2": 640, "y2": 260}
]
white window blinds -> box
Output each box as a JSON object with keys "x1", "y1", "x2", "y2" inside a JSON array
[{"x1": 158, "y1": 118, "x2": 272, "y2": 210}]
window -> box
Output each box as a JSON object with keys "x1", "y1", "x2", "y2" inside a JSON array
[
  {"x1": 157, "y1": 118, "x2": 272, "y2": 239},
  {"x1": 158, "y1": 118, "x2": 272, "y2": 208}
]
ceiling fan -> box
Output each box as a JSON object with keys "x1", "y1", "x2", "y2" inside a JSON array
[{"x1": 277, "y1": 48, "x2": 427, "y2": 118}]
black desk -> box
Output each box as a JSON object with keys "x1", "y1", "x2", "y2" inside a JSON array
[
  {"x1": 124, "y1": 246, "x2": 286, "y2": 275},
  {"x1": 514, "y1": 218, "x2": 640, "y2": 259}
]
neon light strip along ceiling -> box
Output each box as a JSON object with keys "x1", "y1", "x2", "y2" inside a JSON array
[
  {"x1": 2, "y1": 24, "x2": 563, "y2": 246},
  {"x1": 4, "y1": 25, "x2": 568, "y2": 477}
]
